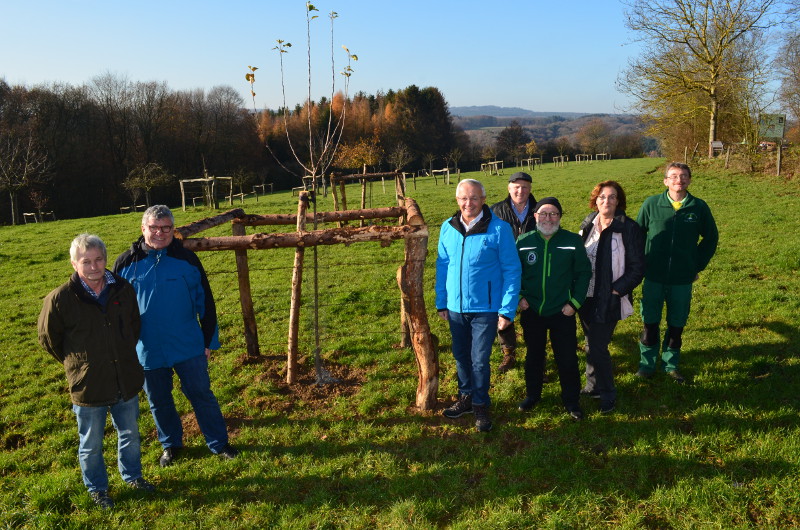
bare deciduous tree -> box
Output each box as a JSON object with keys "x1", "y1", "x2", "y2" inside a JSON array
[
  {"x1": 619, "y1": 0, "x2": 785, "y2": 157},
  {"x1": 0, "y1": 133, "x2": 50, "y2": 224}
]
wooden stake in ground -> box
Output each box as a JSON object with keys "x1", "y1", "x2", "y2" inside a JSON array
[{"x1": 287, "y1": 192, "x2": 309, "y2": 384}]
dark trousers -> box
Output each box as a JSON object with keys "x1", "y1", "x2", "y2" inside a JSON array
[
  {"x1": 520, "y1": 308, "x2": 580, "y2": 410},
  {"x1": 578, "y1": 298, "x2": 618, "y2": 402}
]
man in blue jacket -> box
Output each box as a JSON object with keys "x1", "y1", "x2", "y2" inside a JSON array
[
  {"x1": 114, "y1": 205, "x2": 238, "y2": 466},
  {"x1": 436, "y1": 179, "x2": 521, "y2": 432}
]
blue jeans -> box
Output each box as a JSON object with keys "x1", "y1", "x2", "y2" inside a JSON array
[
  {"x1": 143, "y1": 354, "x2": 229, "y2": 453},
  {"x1": 448, "y1": 311, "x2": 498, "y2": 407},
  {"x1": 73, "y1": 395, "x2": 142, "y2": 492}
]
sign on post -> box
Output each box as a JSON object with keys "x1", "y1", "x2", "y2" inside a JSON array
[{"x1": 759, "y1": 114, "x2": 786, "y2": 139}]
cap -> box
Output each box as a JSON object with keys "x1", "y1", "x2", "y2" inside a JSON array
[
  {"x1": 534, "y1": 196, "x2": 562, "y2": 215},
  {"x1": 508, "y1": 172, "x2": 532, "y2": 183}
]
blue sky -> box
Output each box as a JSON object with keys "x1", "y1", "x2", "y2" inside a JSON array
[{"x1": 1, "y1": 0, "x2": 641, "y2": 114}]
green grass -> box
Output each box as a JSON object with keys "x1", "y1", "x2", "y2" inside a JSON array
[{"x1": 1, "y1": 158, "x2": 799, "y2": 528}]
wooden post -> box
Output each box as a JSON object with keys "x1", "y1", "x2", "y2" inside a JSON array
[
  {"x1": 180, "y1": 181, "x2": 187, "y2": 211},
  {"x1": 287, "y1": 192, "x2": 308, "y2": 384},
  {"x1": 777, "y1": 143, "x2": 783, "y2": 177},
  {"x1": 360, "y1": 178, "x2": 367, "y2": 228},
  {"x1": 232, "y1": 222, "x2": 259, "y2": 357},
  {"x1": 397, "y1": 197, "x2": 438, "y2": 410}
]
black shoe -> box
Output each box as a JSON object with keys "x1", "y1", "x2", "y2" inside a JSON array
[
  {"x1": 90, "y1": 490, "x2": 114, "y2": 509},
  {"x1": 517, "y1": 396, "x2": 540, "y2": 412},
  {"x1": 159, "y1": 446, "x2": 183, "y2": 467},
  {"x1": 474, "y1": 405, "x2": 493, "y2": 432},
  {"x1": 126, "y1": 477, "x2": 156, "y2": 492},
  {"x1": 635, "y1": 369, "x2": 654, "y2": 379},
  {"x1": 443, "y1": 394, "x2": 473, "y2": 419},
  {"x1": 600, "y1": 400, "x2": 616, "y2": 414},
  {"x1": 668, "y1": 370, "x2": 686, "y2": 384},
  {"x1": 217, "y1": 444, "x2": 240, "y2": 460},
  {"x1": 568, "y1": 408, "x2": 584, "y2": 421},
  {"x1": 580, "y1": 387, "x2": 601, "y2": 399}
]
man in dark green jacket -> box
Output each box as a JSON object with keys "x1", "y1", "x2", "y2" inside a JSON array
[
  {"x1": 635, "y1": 162, "x2": 719, "y2": 383},
  {"x1": 516, "y1": 197, "x2": 592, "y2": 420},
  {"x1": 38, "y1": 234, "x2": 155, "y2": 509}
]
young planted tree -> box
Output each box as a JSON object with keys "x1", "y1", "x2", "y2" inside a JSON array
[
  {"x1": 247, "y1": 2, "x2": 357, "y2": 189},
  {"x1": 122, "y1": 162, "x2": 172, "y2": 207}
]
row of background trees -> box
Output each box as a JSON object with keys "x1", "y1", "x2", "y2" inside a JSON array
[{"x1": 0, "y1": 75, "x2": 653, "y2": 224}]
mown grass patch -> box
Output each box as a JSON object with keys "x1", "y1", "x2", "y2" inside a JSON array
[{"x1": 1, "y1": 158, "x2": 799, "y2": 527}]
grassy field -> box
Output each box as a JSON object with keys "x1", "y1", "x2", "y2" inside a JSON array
[{"x1": 1, "y1": 157, "x2": 799, "y2": 528}]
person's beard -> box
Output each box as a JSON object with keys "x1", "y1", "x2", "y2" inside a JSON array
[{"x1": 538, "y1": 220, "x2": 560, "y2": 237}]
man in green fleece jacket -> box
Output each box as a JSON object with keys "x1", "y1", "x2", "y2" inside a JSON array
[
  {"x1": 516, "y1": 197, "x2": 591, "y2": 420},
  {"x1": 635, "y1": 162, "x2": 719, "y2": 383}
]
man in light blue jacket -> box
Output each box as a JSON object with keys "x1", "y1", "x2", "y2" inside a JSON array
[
  {"x1": 436, "y1": 179, "x2": 521, "y2": 432},
  {"x1": 114, "y1": 205, "x2": 238, "y2": 467}
]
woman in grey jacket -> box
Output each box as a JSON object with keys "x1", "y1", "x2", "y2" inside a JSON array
[{"x1": 577, "y1": 181, "x2": 645, "y2": 414}]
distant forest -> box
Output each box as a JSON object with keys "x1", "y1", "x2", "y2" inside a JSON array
[{"x1": 0, "y1": 76, "x2": 654, "y2": 224}]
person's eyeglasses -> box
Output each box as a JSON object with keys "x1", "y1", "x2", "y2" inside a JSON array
[
  {"x1": 536, "y1": 211, "x2": 561, "y2": 218},
  {"x1": 666, "y1": 175, "x2": 689, "y2": 181},
  {"x1": 147, "y1": 225, "x2": 173, "y2": 234},
  {"x1": 597, "y1": 195, "x2": 618, "y2": 201},
  {"x1": 456, "y1": 196, "x2": 483, "y2": 203}
]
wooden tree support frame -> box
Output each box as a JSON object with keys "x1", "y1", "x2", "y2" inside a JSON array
[
  {"x1": 329, "y1": 171, "x2": 404, "y2": 227},
  {"x1": 173, "y1": 199, "x2": 438, "y2": 411}
]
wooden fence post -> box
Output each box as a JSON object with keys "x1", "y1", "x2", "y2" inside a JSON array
[
  {"x1": 232, "y1": 223, "x2": 259, "y2": 357},
  {"x1": 398, "y1": 197, "x2": 438, "y2": 410},
  {"x1": 287, "y1": 192, "x2": 309, "y2": 384}
]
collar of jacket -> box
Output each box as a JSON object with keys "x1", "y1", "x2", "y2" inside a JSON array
[
  {"x1": 134, "y1": 235, "x2": 182, "y2": 257},
  {"x1": 448, "y1": 204, "x2": 493, "y2": 236},
  {"x1": 579, "y1": 210, "x2": 629, "y2": 242},
  {"x1": 660, "y1": 189, "x2": 695, "y2": 207},
  {"x1": 68, "y1": 270, "x2": 122, "y2": 304}
]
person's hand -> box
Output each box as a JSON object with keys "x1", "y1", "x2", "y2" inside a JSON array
[
  {"x1": 561, "y1": 304, "x2": 575, "y2": 317},
  {"x1": 205, "y1": 348, "x2": 212, "y2": 360},
  {"x1": 518, "y1": 297, "x2": 530, "y2": 311},
  {"x1": 438, "y1": 310, "x2": 449, "y2": 321},
  {"x1": 611, "y1": 290, "x2": 620, "y2": 296},
  {"x1": 498, "y1": 316, "x2": 511, "y2": 331}
]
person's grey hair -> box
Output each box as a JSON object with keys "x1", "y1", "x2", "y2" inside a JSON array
[
  {"x1": 142, "y1": 204, "x2": 175, "y2": 226},
  {"x1": 456, "y1": 179, "x2": 486, "y2": 198},
  {"x1": 665, "y1": 162, "x2": 692, "y2": 179},
  {"x1": 70, "y1": 233, "x2": 107, "y2": 262}
]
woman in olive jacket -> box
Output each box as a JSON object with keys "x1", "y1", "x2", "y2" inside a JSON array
[{"x1": 577, "y1": 181, "x2": 645, "y2": 414}]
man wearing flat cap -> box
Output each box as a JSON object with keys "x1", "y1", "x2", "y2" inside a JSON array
[
  {"x1": 516, "y1": 197, "x2": 591, "y2": 421},
  {"x1": 490, "y1": 171, "x2": 537, "y2": 373}
]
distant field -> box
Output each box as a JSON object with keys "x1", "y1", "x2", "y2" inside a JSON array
[{"x1": 1, "y1": 157, "x2": 799, "y2": 528}]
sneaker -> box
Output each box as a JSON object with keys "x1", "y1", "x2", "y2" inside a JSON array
[
  {"x1": 90, "y1": 490, "x2": 114, "y2": 509},
  {"x1": 159, "y1": 446, "x2": 183, "y2": 467},
  {"x1": 126, "y1": 477, "x2": 156, "y2": 492},
  {"x1": 473, "y1": 404, "x2": 493, "y2": 432},
  {"x1": 668, "y1": 370, "x2": 686, "y2": 384},
  {"x1": 635, "y1": 369, "x2": 654, "y2": 379},
  {"x1": 517, "y1": 396, "x2": 540, "y2": 412},
  {"x1": 443, "y1": 394, "x2": 473, "y2": 419},
  {"x1": 580, "y1": 387, "x2": 601, "y2": 399},
  {"x1": 217, "y1": 444, "x2": 240, "y2": 460},
  {"x1": 568, "y1": 408, "x2": 584, "y2": 421},
  {"x1": 600, "y1": 400, "x2": 616, "y2": 414}
]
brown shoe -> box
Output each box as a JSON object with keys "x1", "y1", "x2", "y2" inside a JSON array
[{"x1": 498, "y1": 348, "x2": 516, "y2": 373}]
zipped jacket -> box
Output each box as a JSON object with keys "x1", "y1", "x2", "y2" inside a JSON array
[
  {"x1": 113, "y1": 237, "x2": 220, "y2": 370},
  {"x1": 578, "y1": 211, "x2": 646, "y2": 324},
  {"x1": 490, "y1": 193, "x2": 537, "y2": 237},
  {"x1": 516, "y1": 228, "x2": 592, "y2": 318},
  {"x1": 435, "y1": 205, "x2": 521, "y2": 319},
  {"x1": 636, "y1": 190, "x2": 718, "y2": 284},
  {"x1": 38, "y1": 272, "x2": 143, "y2": 407}
]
